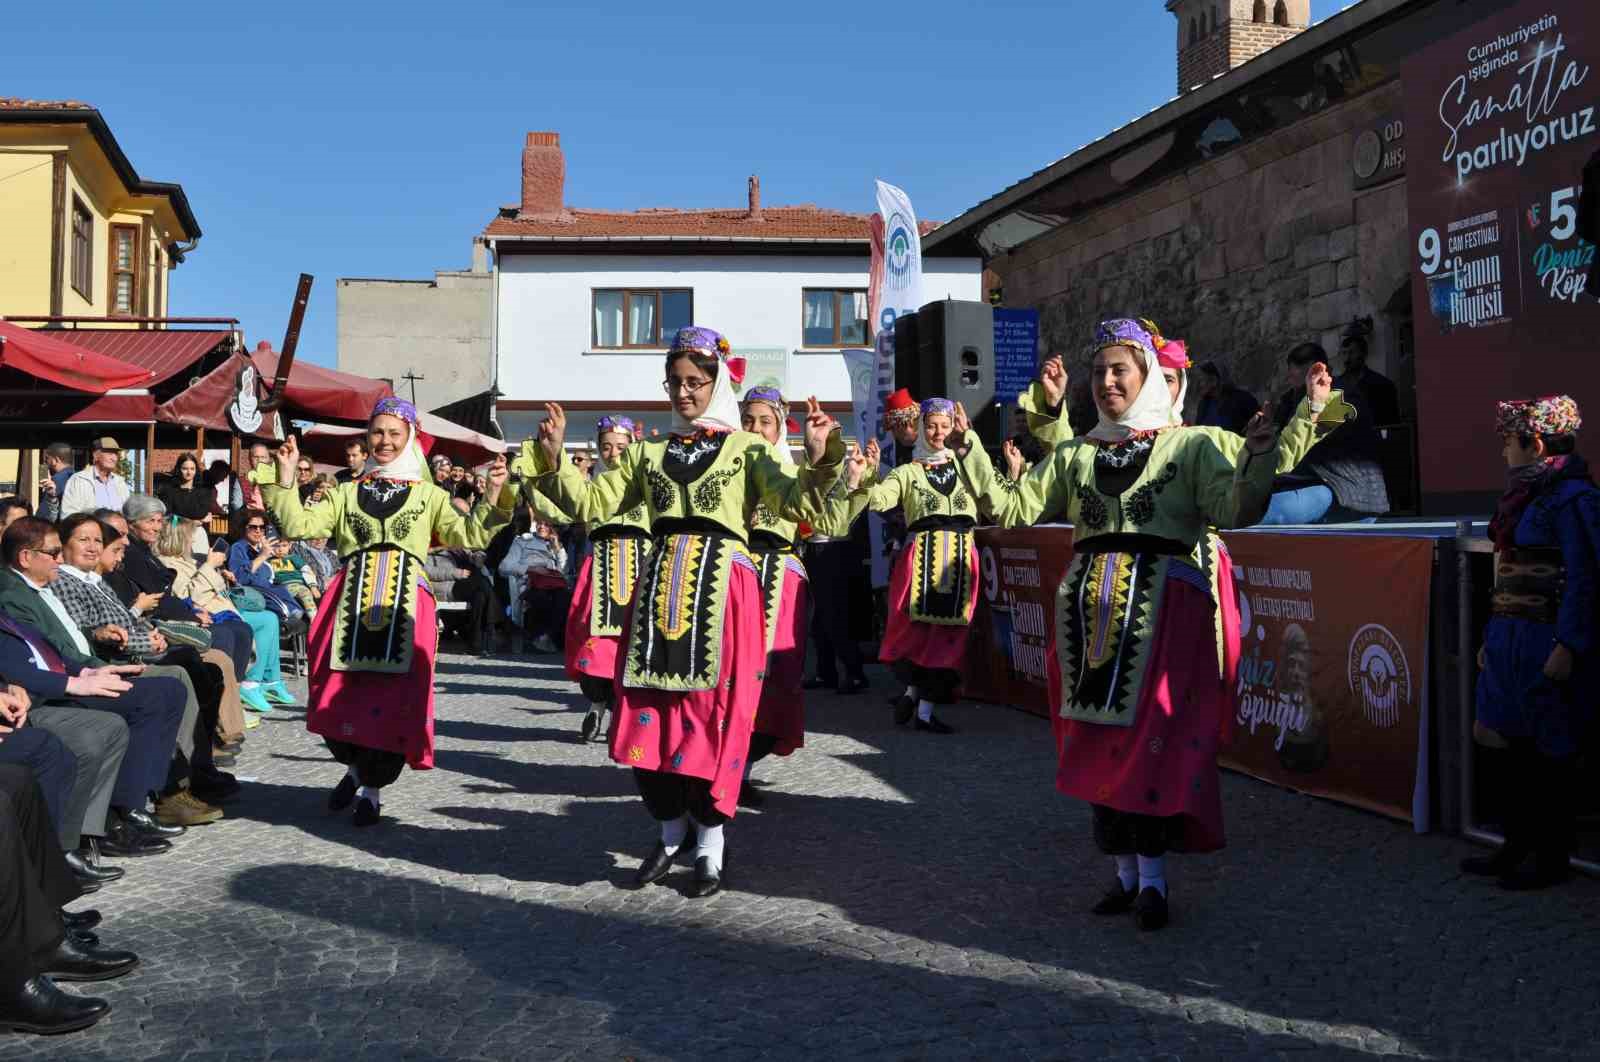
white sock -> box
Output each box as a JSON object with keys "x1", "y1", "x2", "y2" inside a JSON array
[
  {"x1": 659, "y1": 814, "x2": 689, "y2": 854},
  {"x1": 904, "y1": 684, "x2": 920, "y2": 701},
  {"x1": 1115, "y1": 855, "x2": 1138, "y2": 891},
  {"x1": 1137, "y1": 855, "x2": 1167, "y2": 896},
  {"x1": 692, "y1": 821, "x2": 725, "y2": 874},
  {"x1": 357, "y1": 786, "x2": 380, "y2": 807},
  {"x1": 916, "y1": 699, "x2": 934, "y2": 722}
]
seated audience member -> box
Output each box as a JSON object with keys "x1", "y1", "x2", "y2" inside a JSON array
[
  {"x1": 0, "y1": 517, "x2": 187, "y2": 881},
  {"x1": 0, "y1": 763, "x2": 139, "y2": 1036},
  {"x1": 155, "y1": 453, "x2": 214, "y2": 555},
  {"x1": 430, "y1": 453, "x2": 453, "y2": 487},
  {"x1": 335, "y1": 439, "x2": 367, "y2": 484},
  {"x1": 156, "y1": 514, "x2": 285, "y2": 713},
  {"x1": 59, "y1": 439, "x2": 129, "y2": 520},
  {"x1": 0, "y1": 688, "x2": 78, "y2": 856},
  {"x1": 266, "y1": 537, "x2": 320, "y2": 617},
  {"x1": 424, "y1": 548, "x2": 495, "y2": 656},
  {"x1": 298, "y1": 537, "x2": 338, "y2": 591},
  {"x1": 511, "y1": 521, "x2": 570, "y2": 655},
  {"x1": 1192, "y1": 360, "x2": 1259, "y2": 435},
  {"x1": 0, "y1": 498, "x2": 33, "y2": 536},
  {"x1": 226, "y1": 511, "x2": 306, "y2": 626}
]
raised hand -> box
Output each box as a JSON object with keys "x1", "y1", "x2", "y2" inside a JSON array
[
  {"x1": 275, "y1": 435, "x2": 298, "y2": 486},
  {"x1": 1002, "y1": 439, "x2": 1025, "y2": 480},
  {"x1": 802, "y1": 396, "x2": 835, "y2": 464},
  {"x1": 1305, "y1": 360, "x2": 1334, "y2": 407},
  {"x1": 538, "y1": 403, "x2": 568, "y2": 468},
  {"x1": 486, "y1": 459, "x2": 510, "y2": 498},
  {"x1": 1244, "y1": 409, "x2": 1276, "y2": 455},
  {"x1": 864, "y1": 437, "x2": 881, "y2": 469},
  {"x1": 953, "y1": 401, "x2": 971, "y2": 435},
  {"x1": 845, "y1": 444, "x2": 869, "y2": 490},
  {"x1": 1039, "y1": 354, "x2": 1068, "y2": 407}
]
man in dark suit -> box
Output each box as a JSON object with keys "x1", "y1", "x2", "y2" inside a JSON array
[{"x1": 0, "y1": 685, "x2": 77, "y2": 850}]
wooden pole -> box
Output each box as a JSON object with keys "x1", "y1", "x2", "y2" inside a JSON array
[{"x1": 145, "y1": 422, "x2": 156, "y2": 493}]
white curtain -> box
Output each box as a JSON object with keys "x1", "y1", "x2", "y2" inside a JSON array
[
  {"x1": 627, "y1": 293, "x2": 657, "y2": 345},
  {"x1": 594, "y1": 292, "x2": 623, "y2": 347},
  {"x1": 803, "y1": 291, "x2": 834, "y2": 331}
]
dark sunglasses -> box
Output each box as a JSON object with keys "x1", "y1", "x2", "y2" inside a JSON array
[
  {"x1": 245, "y1": 523, "x2": 267, "y2": 531},
  {"x1": 25, "y1": 546, "x2": 63, "y2": 558}
]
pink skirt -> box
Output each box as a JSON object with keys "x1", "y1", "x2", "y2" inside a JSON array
[
  {"x1": 565, "y1": 553, "x2": 620, "y2": 681},
  {"x1": 753, "y1": 560, "x2": 808, "y2": 757},
  {"x1": 1047, "y1": 575, "x2": 1228, "y2": 853},
  {"x1": 304, "y1": 569, "x2": 439, "y2": 771},
  {"x1": 878, "y1": 534, "x2": 978, "y2": 673},
  {"x1": 608, "y1": 558, "x2": 766, "y2": 820}
]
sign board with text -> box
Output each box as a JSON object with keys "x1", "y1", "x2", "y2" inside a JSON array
[{"x1": 993, "y1": 308, "x2": 1041, "y2": 405}]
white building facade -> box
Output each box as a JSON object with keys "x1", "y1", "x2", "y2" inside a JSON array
[{"x1": 485, "y1": 133, "x2": 981, "y2": 444}]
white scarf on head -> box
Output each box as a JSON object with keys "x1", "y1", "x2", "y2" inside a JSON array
[
  {"x1": 594, "y1": 431, "x2": 633, "y2": 474},
  {"x1": 673, "y1": 365, "x2": 742, "y2": 435},
  {"x1": 912, "y1": 436, "x2": 955, "y2": 466},
  {"x1": 359, "y1": 419, "x2": 427, "y2": 482},
  {"x1": 1169, "y1": 369, "x2": 1189, "y2": 427},
  {"x1": 1087, "y1": 343, "x2": 1175, "y2": 442},
  {"x1": 743, "y1": 400, "x2": 794, "y2": 467}
]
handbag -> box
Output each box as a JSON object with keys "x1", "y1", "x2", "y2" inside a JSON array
[
  {"x1": 154, "y1": 620, "x2": 213, "y2": 651},
  {"x1": 228, "y1": 587, "x2": 267, "y2": 612}
]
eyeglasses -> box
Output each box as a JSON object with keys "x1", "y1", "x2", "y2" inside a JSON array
[
  {"x1": 297, "y1": 465, "x2": 313, "y2": 474},
  {"x1": 245, "y1": 523, "x2": 266, "y2": 532},
  {"x1": 24, "y1": 546, "x2": 62, "y2": 559},
  {"x1": 663, "y1": 377, "x2": 712, "y2": 396}
]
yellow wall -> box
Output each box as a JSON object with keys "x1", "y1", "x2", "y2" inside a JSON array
[{"x1": 0, "y1": 151, "x2": 57, "y2": 316}]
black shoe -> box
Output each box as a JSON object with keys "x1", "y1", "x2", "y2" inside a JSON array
[
  {"x1": 737, "y1": 785, "x2": 766, "y2": 809},
  {"x1": 124, "y1": 808, "x2": 185, "y2": 839},
  {"x1": 1133, "y1": 886, "x2": 1170, "y2": 931},
  {"x1": 1090, "y1": 880, "x2": 1138, "y2": 915},
  {"x1": 65, "y1": 845, "x2": 123, "y2": 885},
  {"x1": 0, "y1": 976, "x2": 110, "y2": 1035},
  {"x1": 329, "y1": 774, "x2": 358, "y2": 812},
  {"x1": 1461, "y1": 845, "x2": 1526, "y2": 877},
  {"x1": 36, "y1": 934, "x2": 139, "y2": 983},
  {"x1": 1499, "y1": 862, "x2": 1572, "y2": 892},
  {"x1": 689, "y1": 855, "x2": 723, "y2": 899},
  {"x1": 99, "y1": 820, "x2": 171, "y2": 858},
  {"x1": 352, "y1": 797, "x2": 380, "y2": 827},
  {"x1": 837, "y1": 676, "x2": 869, "y2": 696},
  {"x1": 61, "y1": 910, "x2": 102, "y2": 932},
  {"x1": 68, "y1": 929, "x2": 99, "y2": 950},
  {"x1": 579, "y1": 705, "x2": 605, "y2": 743},
  {"x1": 191, "y1": 772, "x2": 241, "y2": 805},
  {"x1": 914, "y1": 714, "x2": 955, "y2": 734},
  {"x1": 632, "y1": 842, "x2": 677, "y2": 888},
  {"x1": 801, "y1": 676, "x2": 834, "y2": 691},
  {"x1": 891, "y1": 695, "x2": 915, "y2": 726}
]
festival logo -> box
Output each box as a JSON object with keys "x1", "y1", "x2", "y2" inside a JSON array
[
  {"x1": 883, "y1": 209, "x2": 918, "y2": 290},
  {"x1": 228, "y1": 364, "x2": 263, "y2": 434},
  {"x1": 1347, "y1": 623, "x2": 1412, "y2": 728}
]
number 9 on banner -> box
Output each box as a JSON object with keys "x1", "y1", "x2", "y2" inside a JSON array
[
  {"x1": 981, "y1": 545, "x2": 999, "y2": 603},
  {"x1": 1418, "y1": 227, "x2": 1441, "y2": 275}
]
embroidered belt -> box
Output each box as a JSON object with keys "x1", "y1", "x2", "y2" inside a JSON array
[{"x1": 1492, "y1": 547, "x2": 1563, "y2": 624}]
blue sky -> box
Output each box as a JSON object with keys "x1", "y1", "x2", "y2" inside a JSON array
[{"x1": 9, "y1": 0, "x2": 1342, "y2": 369}]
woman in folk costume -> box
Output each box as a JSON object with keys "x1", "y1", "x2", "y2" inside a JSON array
[
  {"x1": 552, "y1": 416, "x2": 651, "y2": 743},
  {"x1": 522, "y1": 326, "x2": 842, "y2": 897},
  {"x1": 1466, "y1": 396, "x2": 1598, "y2": 891},
  {"x1": 960, "y1": 318, "x2": 1278, "y2": 931},
  {"x1": 843, "y1": 397, "x2": 984, "y2": 735},
  {"x1": 738, "y1": 387, "x2": 810, "y2": 801},
  {"x1": 259, "y1": 398, "x2": 513, "y2": 826}
]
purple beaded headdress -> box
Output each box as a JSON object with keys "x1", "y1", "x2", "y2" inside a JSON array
[
  {"x1": 669, "y1": 326, "x2": 731, "y2": 359},
  {"x1": 371, "y1": 396, "x2": 419, "y2": 425},
  {"x1": 742, "y1": 385, "x2": 786, "y2": 412},
  {"x1": 596, "y1": 415, "x2": 639, "y2": 438},
  {"x1": 920, "y1": 398, "x2": 955, "y2": 418},
  {"x1": 1094, "y1": 318, "x2": 1159, "y2": 360}
]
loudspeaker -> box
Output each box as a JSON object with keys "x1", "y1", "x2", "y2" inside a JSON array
[
  {"x1": 914, "y1": 299, "x2": 1000, "y2": 441},
  {"x1": 893, "y1": 311, "x2": 922, "y2": 398}
]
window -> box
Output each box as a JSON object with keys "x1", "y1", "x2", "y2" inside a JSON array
[
  {"x1": 109, "y1": 224, "x2": 139, "y2": 316},
  {"x1": 1273, "y1": 0, "x2": 1289, "y2": 26},
  {"x1": 152, "y1": 245, "x2": 164, "y2": 318},
  {"x1": 1253, "y1": 0, "x2": 1267, "y2": 22},
  {"x1": 802, "y1": 289, "x2": 868, "y2": 347},
  {"x1": 591, "y1": 288, "x2": 692, "y2": 348},
  {"x1": 70, "y1": 196, "x2": 92, "y2": 299},
  {"x1": 1188, "y1": 16, "x2": 1198, "y2": 44}
]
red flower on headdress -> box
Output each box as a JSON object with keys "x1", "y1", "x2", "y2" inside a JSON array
[{"x1": 725, "y1": 356, "x2": 746, "y2": 384}]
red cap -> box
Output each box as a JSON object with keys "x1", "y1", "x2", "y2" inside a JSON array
[{"x1": 885, "y1": 388, "x2": 917, "y2": 413}]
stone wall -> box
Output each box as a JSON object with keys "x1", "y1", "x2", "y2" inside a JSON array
[
  {"x1": 337, "y1": 270, "x2": 493, "y2": 412},
  {"x1": 994, "y1": 80, "x2": 1409, "y2": 418}
]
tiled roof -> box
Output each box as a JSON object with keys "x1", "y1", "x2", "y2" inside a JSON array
[
  {"x1": 35, "y1": 329, "x2": 233, "y2": 387},
  {"x1": 485, "y1": 206, "x2": 942, "y2": 241},
  {"x1": 0, "y1": 97, "x2": 93, "y2": 111}
]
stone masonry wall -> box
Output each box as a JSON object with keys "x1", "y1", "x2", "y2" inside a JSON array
[{"x1": 995, "y1": 80, "x2": 1409, "y2": 417}]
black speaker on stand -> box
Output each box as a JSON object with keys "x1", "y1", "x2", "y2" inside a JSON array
[
  {"x1": 893, "y1": 312, "x2": 922, "y2": 398},
  {"x1": 915, "y1": 299, "x2": 1000, "y2": 442}
]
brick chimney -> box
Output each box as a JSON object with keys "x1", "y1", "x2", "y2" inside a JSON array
[
  {"x1": 748, "y1": 175, "x2": 762, "y2": 220},
  {"x1": 1167, "y1": 0, "x2": 1308, "y2": 94},
  {"x1": 520, "y1": 132, "x2": 566, "y2": 217}
]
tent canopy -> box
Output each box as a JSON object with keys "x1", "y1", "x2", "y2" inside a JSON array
[
  {"x1": 0, "y1": 320, "x2": 155, "y2": 392},
  {"x1": 153, "y1": 350, "x2": 284, "y2": 438},
  {"x1": 249, "y1": 341, "x2": 392, "y2": 426}
]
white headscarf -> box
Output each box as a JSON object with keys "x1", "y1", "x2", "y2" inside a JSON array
[
  {"x1": 913, "y1": 398, "x2": 957, "y2": 465},
  {"x1": 362, "y1": 399, "x2": 428, "y2": 482},
  {"x1": 1168, "y1": 369, "x2": 1189, "y2": 427},
  {"x1": 740, "y1": 390, "x2": 793, "y2": 466},
  {"x1": 1086, "y1": 331, "x2": 1175, "y2": 443},
  {"x1": 677, "y1": 370, "x2": 742, "y2": 435}
]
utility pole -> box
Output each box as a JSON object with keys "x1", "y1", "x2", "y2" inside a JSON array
[{"x1": 401, "y1": 370, "x2": 425, "y2": 405}]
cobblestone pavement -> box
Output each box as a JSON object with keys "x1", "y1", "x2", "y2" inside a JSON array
[{"x1": 5, "y1": 649, "x2": 1597, "y2": 1061}]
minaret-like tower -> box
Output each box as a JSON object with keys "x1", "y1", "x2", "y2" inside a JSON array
[{"x1": 1166, "y1": 0, "x2": 1310, "y2": 93}]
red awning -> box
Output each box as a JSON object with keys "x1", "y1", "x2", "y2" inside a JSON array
[
  {"x1": 249, "y1": 341, "x2": 392, "y2": 425},
  {"x1": 153, "y1": 351, "x2": 284, "y2": 438},
  {"x1": 0, "y1": 320, "x2": 156, "y2": 392},
  {"x1": 65, "y1": 392, "x2": 156, "y2": 424},
  {"x1": 42, "y1": 328, "x2": 234, "y2": 387}
]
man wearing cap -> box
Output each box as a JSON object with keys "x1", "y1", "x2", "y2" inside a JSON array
[{"x1": 59, "y1": 442, "x2": 129, "y2": 520}]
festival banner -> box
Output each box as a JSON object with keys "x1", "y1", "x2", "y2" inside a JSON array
[
  {"x1": 1403, "y1": 0, "x2": 1600, "y2": 504},
  {"x1": 844, "y1": 347, "x2": 891, "y2": 586},
  {"x1": 868, "y1": 179, "x2": 924, "y2": 342},
  {"x1": 964, "y1": 529, "x2": 1435, "y2": 825}
]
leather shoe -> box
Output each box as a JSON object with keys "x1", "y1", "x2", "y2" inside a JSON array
[
  {"x1": 914, "y1": 714, "x2": 955, "y2": 734},
  {"x1": 688, "y1": 855, "x2": 723, "y2": 898},
  {"x1": 61, "y1": 909, "x2": 102, "y2": 932},
  {"x1": 632, "y1": 842, "x2": 677, "y2": 888},
  {"x1": 353, "y1": 797, "x2": 380, "y2": 827},
  {"x1": 0, "y1": 976, "x2": 110, "y2": 1035},
  {"x1": 37, "y1": 933, "x2": 139, "y2": 983},
  {"x1": 801, "y1": 676, "x2": 833, "y2": 690},
  {"x1": 125, "y1": 808, "x2": 185, "y2": 838},
  {"x1": 837, "y1": 676, "x2": 869, "y2": 696},
  {"x1": 64, "y1": 850, "x2": 123, "y2": 885},
  {"x1": 1134, "y1": 886, "x2": 1170, "y2": 931},
  {"x1": 191, "y1": 771, "x2": 241, "y2": 804},
  {"x1": 891, "y1": 695, "x2": 915, "y2": 726},
  {"x1": 329, "y1": 773, "x2": 358, "y2": 812},
  {"x1": 99, "y1": 819, "x2": 171, "y2": 858},
  {"x1": 68, "y1": 929, "x2": 100, "y2": 949},
  {"x1": 1090, "y1": 880, "x2": 1138, "y2": 915}
]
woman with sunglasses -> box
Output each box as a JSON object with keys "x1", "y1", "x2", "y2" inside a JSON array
[
  {"x1": 255, "y1": 398, "x2": 513, "y2": 826},
  {"x1": 520, "y1": 327, "x2": 841, "y2": 897}
]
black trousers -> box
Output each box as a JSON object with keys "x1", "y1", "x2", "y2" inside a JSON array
[
  {"x1": 153, "y1": 647, "x2": 223, "y2": 790},
  {"x1": 445, "y1": 573, "x2": 495, "y2": 651},
  {"x1": 524, "y1": 587, "x2": 573, "y2": 647},
  {"x1": 1497, "y1": 738, "x2": 1577, "y2": 870},
  {"x1": 1092, "y1": 804, "x2": 1186, "y2": 858},
  {"x1": 325, "y1": 740, "x2": 406, "y2": 789},
  {"x1": 805, "y1": 541, "x2": 865, "y2": 685},
  {"x1": 0, "y1": 728, "x2": 76, "y2": 849},
  {"x1": 890, "y1": 661, "x2": 961, "y2": 704},
  {"x1": 577, "y1": 676, "x2": 615, "y2": 705},
  {"x1": 632, "y1": 768, "x2": 730, "y2": 826},
  {"x1": 0, "y1": 765, "x2": 80, "y2": 992},
  {"x1": 748, "y1": 732, "x2": 779, "y2": 766}
]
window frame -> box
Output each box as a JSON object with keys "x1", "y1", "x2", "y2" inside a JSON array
[
  {"x1": 69, "y1": 195, "x2": 93, "y2": 300},
  {"x1": 109, "y1": 223, "x2": 140, "y2": 317},
  {"x1": 799, "y1": 288, "x2": 870, "y2": 349},
  {"x1": 590, "y1": 287, "x2": 693, "y2": 349}
]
